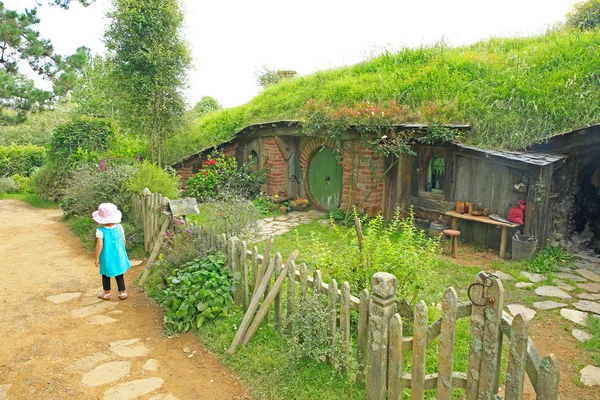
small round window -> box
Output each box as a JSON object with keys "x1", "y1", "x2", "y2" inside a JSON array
[{"x1": 428, "y1": 156, "x2": 445, "y2": 193}]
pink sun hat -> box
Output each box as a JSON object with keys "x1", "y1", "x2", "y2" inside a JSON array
[{"x1": 92, "y1": 203, "x2": 122, "y2": 224}]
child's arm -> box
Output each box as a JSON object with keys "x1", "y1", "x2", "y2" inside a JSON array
[
  {"x1": 120, "y1": 224, "x2": 126, "y2": 246},
  {"x1": 95, "y1": 237, "x2": 103, "y2": 267}
]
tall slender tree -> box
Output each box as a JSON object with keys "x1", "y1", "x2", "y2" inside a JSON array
[{"x1": 104, "y1": 0, "x2": 191, "y2": 166}]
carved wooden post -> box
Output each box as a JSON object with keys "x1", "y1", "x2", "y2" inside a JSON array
[{"x1": 366, "y1": 272, "x2": 397, "y2": 400}]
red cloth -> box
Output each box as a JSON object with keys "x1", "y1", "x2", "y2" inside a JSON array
[{"x1": 507, "y1": 200, "x2": 526, "y2": 225}]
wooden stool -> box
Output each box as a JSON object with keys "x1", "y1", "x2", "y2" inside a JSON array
[{"x1": 442, "y1": 229, "x2": 461, "y2": 258}]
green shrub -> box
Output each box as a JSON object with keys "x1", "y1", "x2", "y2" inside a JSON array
[
  {"x1": 300, "y1": 209, "x2": 442, "y2": 307},
  {"x1": 565, "y1": 0, "x2": 600, "y2": 30},
  {"x1": 155, "y1": 221, "x2": 215, "y2": 282},
  {"x1": 185, "y1": 153, "x2": 265, "y2": 201},
  {"x1": 49, "y1": 117, "x2": 115, "y2": 161},
  {"x1": 60, "y1": 164, "x2": 137, "y2": 216},
  {"x1": 523, "y1": 244, "x2": 573, "y2": 274},
  {"x1": 0, "y1": 145, "x2": 46, "y2": 177},
  {"x1": 252, "y1": 192, "x2": 276, "y2": 215},
  {"x1": 194, "y1": 194, "x2": 260, "y2": 241},
  {"x1": 128, "y1": 161, "x2": 180, "y2": 199},
  {"x1": 31, "y1": 161, "x2": 71, "y2": 201},
  {"x1": 9, "y1": 174, "x2": 32, "y2": 193},
  {"x1": 0, "y1": 177, "x2": 18, "y2": 194},
  {"x1": 161, "y1": 254, "x2": 233, "y2": 332}
]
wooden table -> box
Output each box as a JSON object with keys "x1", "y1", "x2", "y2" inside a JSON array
[{"x1": 444, "y1": 211, "x2": 520, "y2": 258}]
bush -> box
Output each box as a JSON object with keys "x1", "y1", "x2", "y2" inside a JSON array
[
  {"x1": 524, "y1": 244, "x2": 573, "y2": 274},
  {"x1": 155, "y1": 221, "x2": 215, "y2": 282},
  {"x1": 161, "y1": 254, "x2": 233, "y2": 333},
  {"x1": 565, "y1": 0, "x2": 600, "y2": 30},
  {"x1": 288, "y1": 295, "x2": 333, "y2": 365},
  {"x1": 128, "y1": 161, "x2": 180, "y2": 199},
  {"x1": 252, "y1": 192, "x2": 277, "y2": 215},
  {"x1": 300, "y1": 209, "x2": 442, "y2": 307},
  {"x1": 199, "y1": 194, "x2": 260, "y2": 241},
  {"x1": 31, "y1": 161, "x2": 71, "y2": 201},
  {"x1": 185, "y1": 153, "x2": 265, "y2": 201},
  {"x1": 0, "y1": 177, "x2": 18, "y2": 194},
  {"x1": 10, "y1": 174, "x2": 32, "y2": 193},
  {"x1": 0, "y1": 145, "x2": 46, "y2": 177},
  {"x1": 48, "y1": 117, "x2": 115, "y2": 162},
  {"x1": 60, "y1": 164, "x2": 137, "y2": 216}
]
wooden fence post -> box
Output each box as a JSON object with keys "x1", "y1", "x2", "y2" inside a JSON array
[
  {"x1": 356, "y1": 288, "x2": 370, "y2": 387},
  {"x1": 299, "y1": 263, "x2": 308, "y2": 303},
  {"x1": 286, "y1": 260, "x2": 296, "y2": 334},
  {"x1": 313, "y1": 270, "x2": 323, "y2": 297},
  {"x1": 230, "y1": 237, "x2": 244, "y2": 308},
  {"x1": 340, "y1": 281, "x2": 351, "y2": 375},
  {"x1": 240, "y1": 240, "x2": 249, "y2": 310},
  {"x1": 328, "y1": 279, "x2": 338, "y2": 367},
  {"x1": 437, "y1": 287, "x2": 458, "y2": 399},
  {"x1": 274, "y1": 254, "x2": 282, "y2": 331},
  {"x1": 387, "y1": 313, "x2": 403, "y2": 400},
  {"x1": 505, "y1": 313, "x2": 528, "y2": 400},
  {"x1": 366, "y1": 272, "x2": 397, "y2": 400},
  {"x1": 536, "y1": 355, "x2": 560, "y2": 400},
  {"x1": 412, "y1": 300, "x2": 428, "y2": 399}
]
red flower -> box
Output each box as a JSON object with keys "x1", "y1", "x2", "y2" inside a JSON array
[
  {"x1": 208, "y1": 159, "x2": 217, "y2": 165},
  {"x1": 202, "y1": 171, "x2": 207, "y2": 176}
]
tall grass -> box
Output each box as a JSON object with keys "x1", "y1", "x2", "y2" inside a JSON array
[{"x1": 188, "y1": 28, "x2": 600, "y2": 153}]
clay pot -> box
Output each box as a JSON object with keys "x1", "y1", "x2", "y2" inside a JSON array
[
  {"x1": 279, "y1": 206, "x2": 287, "y2": 214},
  {"x1": 455, "y1": 201, "x2": 465, "y2": 214}
]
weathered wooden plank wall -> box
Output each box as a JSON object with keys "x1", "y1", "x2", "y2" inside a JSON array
[{"x1": 454, "y1": 155, "x2": 529, "y2": 252}]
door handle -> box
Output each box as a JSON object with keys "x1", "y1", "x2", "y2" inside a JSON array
[{"x1": 325, "y1": 176, "x2": 330, "y2": 183}]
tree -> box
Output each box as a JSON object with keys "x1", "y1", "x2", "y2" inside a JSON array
[
  {"x1": 192, "y1": 96, "x2": 222, "y2": 117},
  {"x1": 565, "y1": 0, "x2": 600, "y2": 30},
  {"x1": 71, "y1": 54, "x2": 117, "y2": 118},
  {"x1": 0, "y1": 1, "x2": 89, "y2": 123},
  {"x1": 255, "y1": 65, "x2": 297, "y2": 90},
  {"x1": 105, "y1": 0, "x2": 191, "y2": 166}
]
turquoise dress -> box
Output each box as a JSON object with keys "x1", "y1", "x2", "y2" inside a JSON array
[{"x1": 98, "y1": 224, "x2": 131, "y2": 277}]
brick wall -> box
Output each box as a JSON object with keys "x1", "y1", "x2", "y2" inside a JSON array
[
  {"x1": 340, "y1": 139, "x2": 384, "y2": 217},
  {"x1": 176, "y1": 166, "x2": 194, "y2": 189},
  {"x1": 263, "y1": 137, "x2": 287, "y2": 195}
]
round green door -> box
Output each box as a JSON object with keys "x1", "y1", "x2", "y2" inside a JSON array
[{"x1": 308, "y1": 147, "x2": 343, "y2": 210}]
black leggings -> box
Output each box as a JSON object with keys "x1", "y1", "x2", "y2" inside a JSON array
[{"x1": 102, "y1": 274, "x2": 126, "y2": 292}]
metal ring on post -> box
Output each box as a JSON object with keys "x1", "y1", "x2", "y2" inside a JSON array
[{"x1": 467, "y1": 273, "x2": 497, "y2": 306}]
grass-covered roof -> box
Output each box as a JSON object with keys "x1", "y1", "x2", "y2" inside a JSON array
[{"x1": 190, "y1": 28, "x2": 600, "y2": 152}]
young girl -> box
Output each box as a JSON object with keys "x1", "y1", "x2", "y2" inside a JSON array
[{"x1": 93, "y1": 203, "x2": 131, "y2": 300}]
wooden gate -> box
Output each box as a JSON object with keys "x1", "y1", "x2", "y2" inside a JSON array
[
  {"x1": 367, "y1": 271, "x2": 559, "y2": 400},
  {"x1": 130, "y1": 188, "x2": 172, "y2": 254}
]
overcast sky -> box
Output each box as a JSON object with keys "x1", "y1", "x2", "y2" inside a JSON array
[{"x1": 6, "y1": 0, "x2": 581, "y2": 108}]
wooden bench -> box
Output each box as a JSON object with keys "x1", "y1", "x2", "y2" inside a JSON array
[{"x1": 444, "y1": 211, "x2": 520, "y2": 258}]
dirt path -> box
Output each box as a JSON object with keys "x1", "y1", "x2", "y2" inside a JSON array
[{"x1": 0, "y1": 200, "x2": 251, "y2": 400}]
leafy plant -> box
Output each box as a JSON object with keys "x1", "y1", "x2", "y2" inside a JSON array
[
  {"x1": 565, "y1": 0, "x2": 600, "y2": 31},
  {"x1": 161, "y1": 255, "x2": 233, "y2": 332},
  {"x1": 185, "y1": 153, "x2": 265, "y2": 201},
  {"x1": 0, "y1": 145, "x2": 46, "y2": 177},
  {"x1": 9, "y1": 175, "x2": 32, "y2": 193},
  {"x1": 197, "y1": 194, "x2": 260, "y2": 241},
  {"x1": 128, "y1": 161, "x2": 180, "y2": 199},
  {"x1": 523, "y1": 244, "x2": 573, "y2": 274},
  {"x1": 48, "y1": 117, "x2": 115, "y2": 161},
  {"x1": 31, "y1": 160, "x2": 71, "y2": 201},
  {"x1": 60, "y1": 163, "x2": 137, "y2": 216},
  {"x1": 252, "y1": 192, "x2": 276, "y2": 215},
  {"x1": 288, "y1": 295, "x2": 333, "y2": 365},
  {"x1": 0, "y1": 177, "x2": 18, "y2": 194}
]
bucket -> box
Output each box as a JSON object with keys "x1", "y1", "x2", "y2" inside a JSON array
[
  {"x1": 512, "y1": 231, "x2": 538, "y2": 261},
  {"x1": 429, "y1": 222, "x2": 447, "y2": 238}
]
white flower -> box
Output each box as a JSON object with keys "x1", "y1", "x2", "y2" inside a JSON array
[{"x1": 381, "y1": 135, "x2": 388, "y2": 140}]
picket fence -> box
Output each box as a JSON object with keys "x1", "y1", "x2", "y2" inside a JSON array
[{"x1": 135, "y1": 190, "x2": 560, "y2": 400}]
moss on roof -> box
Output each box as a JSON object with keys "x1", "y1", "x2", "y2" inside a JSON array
[{"x1": 190, "y1": 28, "x2": 600, "y2": 152}]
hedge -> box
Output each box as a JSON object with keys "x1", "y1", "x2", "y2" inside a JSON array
[{"x1": 0, "y1": 145, "x2": 46, "y2": 177}]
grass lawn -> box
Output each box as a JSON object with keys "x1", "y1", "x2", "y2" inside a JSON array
[{"x1": 0, "y1": 193, "x2": 58, "y2": 208}]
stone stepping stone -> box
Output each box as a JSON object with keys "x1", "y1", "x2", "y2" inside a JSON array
[
  {"x1": 67, "y1": 352, "x2": 111, "y2": 372},
  {"x1": 574, "y1": 300, "x2": 600, "y2": 315},
  {"x1": 0, "y1": 384, "x2": 11, "y2": 400},
  {"x1": 72, "y1": 302, "x2": 117, "y2": 318},
  {"x1": 578, "y1": 293, "x2": 600, "y2": 301},
  {"x1": 89, "y1": 315, "x2": 118, "y2": 325},
  {"x1": 557, "y1": 266, "x2": 574, "y2": 273},
  {"x1": 81, "y1": 361, "x2": 130, "y2": 387},
  {"x1": 129, "y1": 259, "x2": 144, "y2": 267},
  {"x1": 103, "y1": 377, "x2": 164, "y2": 400},
  {"x1": 274, "y1": 216, "x2": 289, "y2": 221},
  {"x1": 572, "y1": 329, "x2": 592, "y2": 342},
  {"x1": 580, "y1": 366, "x2": 600, "y2": 387},
  {"x1": 109, "y1": 310, "x2": 124, "y2": 315},
  {"x1": 521, "y1": 272, "x2": 545, "y2": 283},
  {"x1": 47, "y1": 292, "x2": 81, "y2": 304},
  {"x1": 506, "y1": 304, "x2": 536, "y2": 321},
  {"x1": 493, "y1": 271, "x2": 513, "y2": 281},
  {"x1": 263, "y1": 217, "x2": 273, "y2": 222},
  {"x1": 532, "y1": 300, "x2": 567, "y2": 310},
  {"x1": 561, "y1": 308, "x2": 589, "y2": 326},
  {"x1": 553, "y1": 279, "x2": 575, "y2": 292},
  {"x1": 109, "y1": 338, "x2": 150, "y2": 357},
  {"x1": 534, "y1": 286, "x2": 572, "y2": 299},
  {"x1": 143, "y1": 359, "x2": 159, "y2": 371},
  {"x1": 555, "y1": 272, "x2": 587, "y2": 282},
  {"x1": 578, "y1": 283, "x2": 600, "y2": 293},
  {"x1": 577, "y1": 269, "x2": 600, "y2": 283},
  {"x1": 150, "y1": 395, "x2": 179, "y2": 400},
  {"x1": 515, "y1": 282, "x2": 534, "y2": 288}
]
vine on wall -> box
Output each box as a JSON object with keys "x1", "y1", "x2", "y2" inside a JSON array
[{"x1": 301, "y1": 99, "x2": 462, "y2": 211}]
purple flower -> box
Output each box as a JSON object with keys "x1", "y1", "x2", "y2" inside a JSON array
[{"x1": 99, "y1": 159, "x2": 107, "y2": 171}]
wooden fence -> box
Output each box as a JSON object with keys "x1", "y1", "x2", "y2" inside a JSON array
[
  {"x1": 130, "y1": 188, "x2": 172, "y2": 254},
  {"x1": 137, "y1": 192, "x2": 559, "y2": 400}
]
